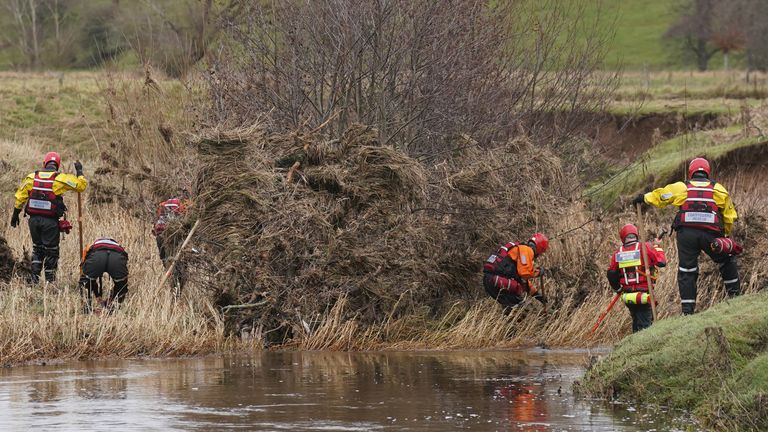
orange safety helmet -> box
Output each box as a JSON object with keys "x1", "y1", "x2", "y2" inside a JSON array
[
  {"x1": 688, "y1": 157, "x2": 710, "y2": 179},
  {"x1": 619, "y1": 223, "x2": 639, "y2": 243},
  {"x1": 43, "y1": 151, "x2": 62, "y2": 169},
  {"x1": 529, "y1": 233, "x2": 549, "y2": 255}
]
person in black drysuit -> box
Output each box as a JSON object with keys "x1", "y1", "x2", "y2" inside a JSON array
[
  {"x1": 79, "y1": 238, "x2": 129, "y2": 313},
  {"x1": 633, "y1": 157, "x2": 740, "y2": 315},
  {"x1": 11, "y1": 152, "x2": 87, "y2": 283}
]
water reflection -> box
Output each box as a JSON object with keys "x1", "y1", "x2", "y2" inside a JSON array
[{"x1": 0, "y1": 350, "x2": 695, "y2": 431}]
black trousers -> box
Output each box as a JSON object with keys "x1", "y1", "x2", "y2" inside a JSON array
[
  {"x1": 483, "y1": 272, "x2": 523, "y2": 312},
  {"x1": 28, "y1": 215, "x2": 60, "y2": 283},
  {"x1": 79, "y1": 249, "x2": 129, "y2": 304},
  {"x1": 625, "y1": 303, "x2": 653, "y2": 333},
  {"x1": 676, "y1": 228, "x2": 740, "y2": 315}
]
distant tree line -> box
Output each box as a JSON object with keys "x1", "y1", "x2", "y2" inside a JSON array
[
  {"x1": 0, "y1": 0, "x2": 240, "y2": 77},
  {"x1": 665, "y1": 0, "x2": 768, "y2": 71}
]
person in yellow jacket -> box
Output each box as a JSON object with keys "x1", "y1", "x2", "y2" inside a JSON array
[
  {"x1": 632, "y1": 157, "x2": 739, "y2": 315},
  {"x1": 10, "y1": 152, "x2": 87, "y2": 283}
]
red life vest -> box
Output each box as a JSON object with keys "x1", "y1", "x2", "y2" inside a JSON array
[
  {"x1": 90, "y1": 238, "x2": 126, "y2": 254},
  {"x1": 152, "y1": 198, "x2": 186, "y2": 235},
  {"x1": 613, "y1": 242, "x2": 649, "y2": 292},
  {"x1": 25, "y1": 171, "x2": 63, "y2": 218},
  {"x1": 483, "y1": 242, "x2": 518, "y2": 277},
  {"x1": 676, "y1": 181, "x2": 723, "y2": 233}
]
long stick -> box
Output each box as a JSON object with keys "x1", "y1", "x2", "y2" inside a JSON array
[
  {"x1": 635, "y1": 203, "x2": 658, "y2": 321},
  {"x1": 77, "y1": 191, "x2": 85, "y2": 308},
  {"x1": 539, "y1": 272, "x2": 548, "y2": 314},
  {"x1": 157, "y1": 219, "x2": 200, "y2": 293},
  {"x1": 591, "y1": 293, "x2": 621, "y2": 334},
  {"x1": 77, "y1": 192, "x2": 84, "y2": 258}
]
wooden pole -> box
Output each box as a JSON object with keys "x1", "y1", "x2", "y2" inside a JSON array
[
  {"x1": 77, "y1": 192, "x2": 84, "y2": 258},
  {"x1": 157, "y1": 219, "x2": 200, "y2": 295},
  {"x1": 635, "y1": 203, "x2": 658, "y2": 321},
  {"x1": 77, "y1": 191, "x2": 86, "y2": 309},
  {"x1": 539, "y1": 272, "x2": 548, "y2": 314}
]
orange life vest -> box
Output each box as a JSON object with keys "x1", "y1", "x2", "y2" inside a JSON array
[{"x1": 484, "y1": 242, "x2": 537, "y2": 281}]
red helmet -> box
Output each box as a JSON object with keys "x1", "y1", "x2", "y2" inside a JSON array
[
  {"x1": 688, "y1": 157, "x2": 710, "y2": 178},
  {"x1": 529, "y1": 233, "x2": 549, "y2": 255},
  {"x1": 619, "y1": 224, "x2": 639, "y2": 243},
  {"x1": 43, "y1": 151, "x2": 61, "y2": 169}
]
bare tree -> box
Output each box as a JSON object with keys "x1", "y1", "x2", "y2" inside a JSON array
[
  {"x1": 2, "y1": 0, "x2": 42, "y2": 67},
  {"x1": 209, "y1": 0, "x2": 615, "y2": 156},
  {"x1": 117, "y1": 0, "x2": 239, "y2": 77},
  {"x1": 664, "y1": 0, "x2": 721, "y2": 71}
]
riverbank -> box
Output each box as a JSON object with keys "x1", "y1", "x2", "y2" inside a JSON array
[
  {"x1": 0, "y1": 70, "x2": 767, "y2": 368},
  {"x1": 579, "y1": 292, "x2": 768, "y2": 430}
]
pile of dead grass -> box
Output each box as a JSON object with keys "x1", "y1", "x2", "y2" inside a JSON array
[
  {"x1": 0, "y1": 235, "x2": 17, "y2": 282},
  {"x1": 176, "y1": 123, "x2": 568, "y2": 343}
]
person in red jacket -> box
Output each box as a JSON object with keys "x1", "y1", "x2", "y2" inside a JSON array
[
  {"x1": 482, "y1": 233, "x2": 549, "y2": 315},
  {"x1": 606, "y1": 224, "x2": 667, "y2": 332}
]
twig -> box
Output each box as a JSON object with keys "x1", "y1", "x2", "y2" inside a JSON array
[{"x1": 221, "y1": 300, "x2": 269, "y2": 312}]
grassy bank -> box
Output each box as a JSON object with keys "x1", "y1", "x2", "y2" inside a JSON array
[
  {"x1": 1, "y1": 70, "x2": 767, "y2": 366},
  {"x1": 586, "y1": 126, "x2": 768, "y2": 208},
  {"x1": 580, "y1": 292, "x2": 768, "y2": 430}
]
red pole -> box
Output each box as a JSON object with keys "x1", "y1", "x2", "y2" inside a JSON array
[{"x1": 591, "y1": 293, "x2": 621, "y2": 334}]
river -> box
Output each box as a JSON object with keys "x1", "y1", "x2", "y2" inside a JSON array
[{"x1": 0, "y1": 349, "x2": 697, "y2": 431}]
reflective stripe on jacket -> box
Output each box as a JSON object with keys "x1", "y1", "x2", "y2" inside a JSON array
[{"x1": 15, "y1": 169, "x2": 87, "y2": 211}]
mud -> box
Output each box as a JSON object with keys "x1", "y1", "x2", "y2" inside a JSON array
[{"x1": 591, "y1": 112, "x2": 722, "y2": 160}]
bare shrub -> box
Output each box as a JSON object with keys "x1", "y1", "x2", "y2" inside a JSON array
[{"x1": 209, "y1": 0, "x2": 616, "y2": 156}]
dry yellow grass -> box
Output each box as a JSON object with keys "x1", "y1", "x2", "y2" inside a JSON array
[
  {"x1": 0, "y1": 137, "x2": 228, "y2": 365},
  {"x1": 2, "y1": 70, "x2": 766, "y2": 365}
]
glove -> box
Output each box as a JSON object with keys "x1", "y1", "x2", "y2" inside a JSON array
[
  {"x1": 611, "y1": 286, "x2": 623, "y2": 294},
  {"x1": 74, "y1": 161, "x2": 83, "y2": 176},
  {"x1": 10, "y1": 208, "x2": 21, "y2": 228},
  {"x1": 533, "y1": 293, "x2": 547, "y2": 305},
  {"x1": 631, "y1": 193, "x2": 645, "y2": 206}
]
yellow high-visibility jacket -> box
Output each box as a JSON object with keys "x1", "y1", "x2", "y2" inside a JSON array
[
  {"x1": 643, "y1": 180, "x2": 737, "y2": 235},
  {"x1": 14, "y1": 170, "x2": 88, "y2": 210}
]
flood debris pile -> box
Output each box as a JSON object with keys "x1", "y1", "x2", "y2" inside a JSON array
[
  {"x1": 176, "y1": 124, "x2": 567, "y2": 342},
  {"x1": 0, "y1": 235, "x2": 16, "y2": 282}
]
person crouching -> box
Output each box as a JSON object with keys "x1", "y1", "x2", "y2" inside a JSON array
[
  {"x1": 482, "y1": 233, "x2": 549, "y2": 315},
  {"x1": 79, "y1": 238, "x2": 129, "y2": 314}
]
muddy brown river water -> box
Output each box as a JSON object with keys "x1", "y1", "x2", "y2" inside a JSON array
[{"x1": 0, "y1": 349, "x2": 697, "y2": 431}]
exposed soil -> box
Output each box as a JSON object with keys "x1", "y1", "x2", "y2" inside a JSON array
[{"x1": 590, "y1": 112, "x2": 722, "y2": 160}]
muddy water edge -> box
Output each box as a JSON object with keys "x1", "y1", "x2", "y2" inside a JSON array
[{"x1": 0, "y1": 349, "x2": 698, "y2": 431}]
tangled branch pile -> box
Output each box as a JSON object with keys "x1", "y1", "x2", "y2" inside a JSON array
[
  {"x1": 176, "y1": 124, "x2": 566, "y2": 341},
  {"x1": 0, "y1": 235, "x2": 17, "y2": 282}
]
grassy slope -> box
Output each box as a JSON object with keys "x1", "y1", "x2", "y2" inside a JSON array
[
  {"x1": 581, "y1": 292, "x2": 768, "y2": 429},
  {"x1": 585, "y1": 125, "x2": 767, "y2": 207}
]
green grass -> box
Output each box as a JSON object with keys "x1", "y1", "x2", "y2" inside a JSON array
[
  {"x1": 0, "y1": 73, "x2": 105, "y2": 153},
  {"x1": 580, "y1": 292, "x2": 768, "y2": 429},
  {"x1": 585, "y1": 126, "x2": 767, "y2": 207},
  {"x1": 589, "y1": 0, "x2": 676, "y2": 69}
]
